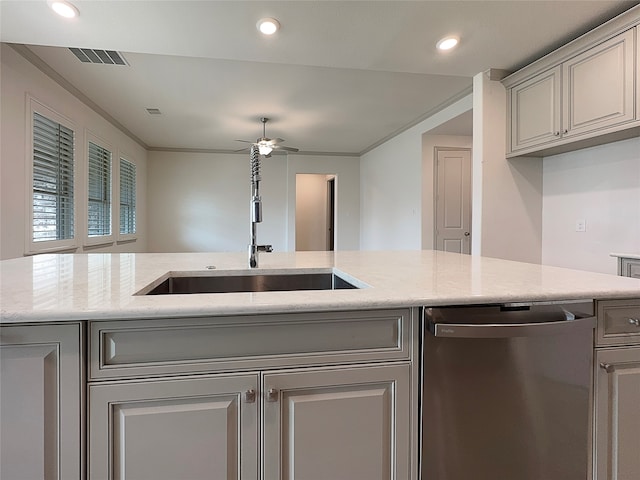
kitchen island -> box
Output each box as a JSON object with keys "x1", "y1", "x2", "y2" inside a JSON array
[{"x1": 2, "y1": 250, "x2": 640, "y2": 480}]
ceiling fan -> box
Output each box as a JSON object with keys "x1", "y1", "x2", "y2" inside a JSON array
[{"x1": 236, "y1": 117, "x2": 299, "y2": 157}]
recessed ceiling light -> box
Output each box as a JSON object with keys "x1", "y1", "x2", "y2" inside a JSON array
[
  {"x1": 47, "y1": 0, "x2": 79, "y2": 18},
  {"x1": 257, "y1": 18, "x2": 280, "y2": 35},
  {"x1": 436, "y1": 36, "x2": 459, "y2": 51}
]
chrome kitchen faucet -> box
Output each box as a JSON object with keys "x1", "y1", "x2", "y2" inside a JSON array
[{"x1": 248, "y1": 145, "x2": 272, "y2": 268}]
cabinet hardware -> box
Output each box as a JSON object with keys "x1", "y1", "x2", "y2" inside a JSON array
[
  {"x1": 628, "y1": 318, "x2": 640, "y2": 327},
  {"x1": 245, "y1": 388, "x2": 256, "y2": 403},
  {"x1": 266, "y1": 388, "x2": 279, "y2": 402},
  {"x1": 563, "y1": 129, "x2": 569, "y2": 134},
  {"x1": 599, "y1": 362, "x2": 615, "y2": 373},
  {"x1": 554, "y1": 131, "x2": 561, "y2": 136}
]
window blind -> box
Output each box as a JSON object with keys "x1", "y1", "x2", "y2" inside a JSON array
[
  {"x1": 32, "y1": 112, "x2": 75, "y2": 242},
  {"x1": 119, "y1": 158, "x2": 136, "y2": 235},
  {"x1": 88, "y1": 141, "x2": 112, "y2": 237}
]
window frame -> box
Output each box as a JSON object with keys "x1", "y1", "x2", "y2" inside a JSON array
[
  {"x1": 84, "y1": 132, "x2": 114, "y2": 246},
  {"x1": 25, "y1": 97, "x2": 78, "y2": 255},
  {"x1": 117, "y1": 154, "x2": 137, "y2": 242}
]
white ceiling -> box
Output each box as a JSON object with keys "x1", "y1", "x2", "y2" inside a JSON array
[{"x1": 1, "y1": 0, "x2": 638, "y2": 154}]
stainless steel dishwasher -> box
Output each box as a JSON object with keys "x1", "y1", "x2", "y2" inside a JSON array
[{"x1": 421, "y1": 301, "x2": 596, "y2": 480}]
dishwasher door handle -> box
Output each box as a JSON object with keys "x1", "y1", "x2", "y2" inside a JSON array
[{"x1": 429, "y1": 316, "x2": 596, "y2": 338}]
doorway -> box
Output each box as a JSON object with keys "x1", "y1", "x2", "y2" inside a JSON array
[
  {"x1": 434, "y1": 148, "x2": 472, "y2": 254},
  {"x1": 295, "y1": 174, "x2": 336, "y2": 251}
]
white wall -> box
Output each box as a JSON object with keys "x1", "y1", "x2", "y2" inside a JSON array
[
  {"x1": 147, "y1": 151, "x2": 286, "y2": 252},
  {"x1": 147, "y1": 152, "x2": 359, "y2": 253},
  {"x1": 472, "y1": 72, "x2": 543, "y2": 263},
  {"x1": 542, "y1": 137, "x2": 640, "y2": 274},
  {"x1": 0, "y1": 44, "x2": 148, "y2": 260},
  {"x1": 360, "y1": 94, "x2": 473, "y2": 250},
  {"x1": 421, "y1": 135, "x2": 473, "y2": 250}
]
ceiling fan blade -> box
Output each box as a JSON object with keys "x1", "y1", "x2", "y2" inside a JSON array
[
  {"x1": 233, "y1": 147, "x2": 250, "y2": 153},
  {"x1": 274, "y1": 145, "x2": 299, "y2": 152},
  {"x1": 235, "y1": 139, "x2": 255, "y2": 144},
  {"x1": 270, "y1": 138, "x2": 285, "y2": 144}
]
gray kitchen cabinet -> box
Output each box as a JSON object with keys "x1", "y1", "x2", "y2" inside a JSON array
[
  {"x1": 88, "y1": 373, "x2": 259, "y2": 480},
  {"x1": 505, "y1": 22, "x2": 638, "y2": 157},
  {"x1": 596, "y1": 299, "x2": 640, "y2": 347},
  {"x1": 262, "y1": 363, "x2": 410, "y2": 480},
  {"x1": 594, "y1": 299, "x2": 640, "y2": 480},
  {"x1": 594, "y1": 347, "x2": 640, "y2": 480},
  {"x1": 617, "y1": 257, "x2": 640, "y2": 279},
  {"x1": 88, "y1": 365, "x2": 411, "y2": 480},
  {"x1": 509, "y1": 65, "x2": 562, "y2": 152},
  {"x1": 87, "y1": 309, "x2": 418, "y2": 480},
  {"x1": 562, "y1": 29, "x2": 635, "y2": 139},
  {"x1": 0, "y1": 323, "x2": 82, "y2": 480}
]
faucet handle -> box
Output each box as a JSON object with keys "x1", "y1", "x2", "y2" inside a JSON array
[{"x1": 258, "y1": 245, "x2": 273, "y2": 253}]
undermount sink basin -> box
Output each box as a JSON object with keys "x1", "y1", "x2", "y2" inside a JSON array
[{"x1": 139, "y1": 270, "x2": 362, "y2": 295}]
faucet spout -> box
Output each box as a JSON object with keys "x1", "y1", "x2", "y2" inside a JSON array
[{"x1": 249, "y1": 244, "x2": 273, "y2": 268}]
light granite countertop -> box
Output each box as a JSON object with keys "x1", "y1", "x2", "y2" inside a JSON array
[{"x1": 1, "y1": 250, "x2": 640, "y2": 324}]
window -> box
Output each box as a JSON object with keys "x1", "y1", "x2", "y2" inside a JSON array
[
  {"x1": 87, "y1": 141, "x2": 112, "y2": 238},
  {"x1": 32, "y1": 111, "x2": 75, "y2": 244},
  {"x1": 119, "y1": 158, "x2": 136, "y2": 236}
]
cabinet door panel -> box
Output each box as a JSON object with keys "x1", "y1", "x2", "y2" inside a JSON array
[
  {"x1": 509, "y1": 66, "x2": 561, "y2": 152},
  {"x1": 594, "y1": 348, "x2": 640, "y2": 480},
  {"x1": 89, "y1": 374, "x2": 258, "y2": 480},
  {"x1": 563, "y1": 30, "x2": 635, "y2": 137},
  {"x1": 263, "y1": 364, "x2": 410, "y2": 480},
  {"x1": 0, "y1": 324, "x2": 81, "y2": 480}
]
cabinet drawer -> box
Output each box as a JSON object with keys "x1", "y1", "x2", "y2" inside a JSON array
[
  {"x1": 619, "y1": 258, "x2": 640, "y2": 279},
  {"x1": 89, "y1": 309, "x2": 412, "y2": 380},
  {"x1": 596, "y1": 299, "x2": 640, "y2": 346}
]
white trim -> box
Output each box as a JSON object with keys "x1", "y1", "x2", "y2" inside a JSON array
[{"x1": 25, "y1": 94, "x2": 79, "y2": 255}]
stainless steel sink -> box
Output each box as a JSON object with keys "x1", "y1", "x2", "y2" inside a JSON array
[{"x1": 140, "y1": 270, "x2": 361, "y2": 295}]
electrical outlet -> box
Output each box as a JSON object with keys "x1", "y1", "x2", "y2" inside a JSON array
[{"x1": 575, "y1": 219, "x2": 586, "y2": 232}]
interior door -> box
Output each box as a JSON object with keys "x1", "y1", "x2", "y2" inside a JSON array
[{"x1": 434, "y1": 148, "x2": 472, "y2": 254}]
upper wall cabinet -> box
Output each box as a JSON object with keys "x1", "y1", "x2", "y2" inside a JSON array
[
  {"x1": 562, "y1": 30, "x2": 635, "y2": 138},
  {"x1": 509, "y1": 66, "x2": 561, "y2": 152},
  {"x1": 504, "y1": 7, "x2": 640, "y2": 158}
]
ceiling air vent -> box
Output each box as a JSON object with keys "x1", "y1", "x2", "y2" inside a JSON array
[
  {"x1": 145, "y1": 108, "x2": 162, "y2": 115},
  {"x1": 69, "y1": 48, "x2": 128, "y2": 66}
]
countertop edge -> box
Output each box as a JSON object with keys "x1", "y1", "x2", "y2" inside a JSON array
[{"x1": 3, "y1": 290, "x2": 639, "y2": 324}]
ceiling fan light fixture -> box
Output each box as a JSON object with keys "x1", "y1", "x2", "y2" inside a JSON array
[
  {"x1": 257, "y1": 18, "x2": 280, "y2": 35},
  {"x1": 47, "y1": 0, "x2": 79, "y2": 18},
  {"x1": 258, "y1": 144, "x2": 273, "y2": 155},
  {"x1": 436, "y1": 35, "x2": 459, "y2": 51}
]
